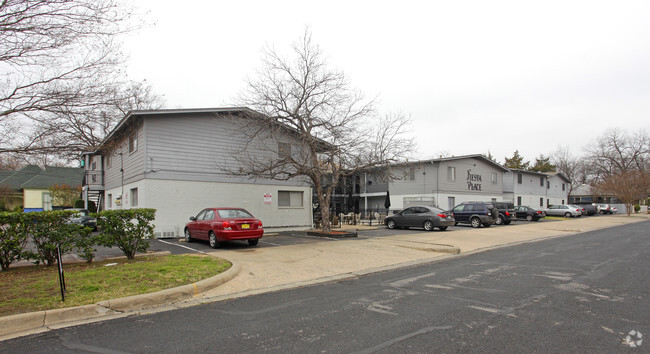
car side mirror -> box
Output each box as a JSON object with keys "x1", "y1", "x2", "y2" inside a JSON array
[{"x1": 189, "y1": 216, "x2": 196, "y2": 221}]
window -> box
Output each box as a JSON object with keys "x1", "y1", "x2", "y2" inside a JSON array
[
  {"x1": 91, "y1": 162, "x2": 97, "y2": 171},
  {"x1": 130, "y1": 188, "x2": 138, "y2": 207},
  {"x1": 547, "y1": 181, "x2": 550, "y2": 189},
  {"x1": 491, "y1": 172, "x2": 497, "y2": 184},
  {"x1": 278, "y1": 191, "x2": 303, "y2": 207},
  {"x1": 107, "y1": 194, "x2": 112, "y2": 209},
  {"x1": 43, "y1": 192, "x2": 52, "y2": 211},
  {"x1": 448, "y1": 197, "x2": 455, "y2": 210},
  {"x1": 129, "y1": 134, "x2": 138, "y2": 153},
  {"x1": 409, "y1": 167, "x2": 415, "y2": 181},
  {"x1": 562, "y1": 183, "x2": 565, "y2": 191},
  {"x1": 106, "y1": 154, "x2": 111, "y2": 168},
  {"x1": 447, "y1": 166, "x2": 456, "y2": 181},
  {"x1": 204, "y1": 209, "x2": 215, "y2": 220},
  {"x1": 517, "y1": 196, "x2": 522, "y2": 206},
  {"x1": 517, "y1": 174, "x2": 522, "y2": 184},
  {"x1": 540, "y1": 177, "x2": 544, "y2": 186},
  {"x1": 278, "y1": 142, "x2": 291, "y2": 159},
  {"x1": 540, "y1": 197, "x2": 544, "y2": 207}
]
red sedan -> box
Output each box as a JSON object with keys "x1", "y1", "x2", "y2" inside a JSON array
[{"x1": 184, "y1": 208, "x2": 263, "y2": 248}]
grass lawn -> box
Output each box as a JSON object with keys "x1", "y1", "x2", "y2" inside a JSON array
[{"x1": 0, "y1": 255, "x2": 231, "y2": 317}]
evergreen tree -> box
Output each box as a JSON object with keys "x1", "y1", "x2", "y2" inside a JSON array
[
  {"x1": 530, "y1": 154, "x2": 556, "y2": 172},
  {"x1": 504, "y1": 150, "x2": 530, "y2": 170}
]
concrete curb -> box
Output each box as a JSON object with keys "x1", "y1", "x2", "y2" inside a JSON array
[{"x1": 0, "y1": 259, "x2": 241, "y2": 339}]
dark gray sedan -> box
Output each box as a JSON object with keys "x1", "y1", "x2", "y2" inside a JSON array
[{"x1": 384, "y1": 206, "x2": 455, "y2": 231}]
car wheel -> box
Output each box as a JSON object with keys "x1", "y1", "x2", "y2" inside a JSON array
[
  {"x1": 209, "y1": 231, "x2": 220, "y2": 249},
  {"x1": 423, "y1": 220, "x2": 434, "y2": 231},
  {"x1": 495, "y1": 215, "x2": 504, "y2": 225},
  {"x1": 386, "y1": 220, "x2": 396, "y2": 229},
  {"x1": 248, "y1": 239, "x2": 259, "y2": 246},
  {"x1": 470, "y1": 217, "x2": 481, "y2": 228},
  {"x1": 184, "y1": 228, "x2": 192, "y2": 243},
  {"x1": 526, "y1": 215, "x2": 533, "y2": 222},
  {"x1": 438, "y1": 226, "x2": 448, "y2": 231},
  {"x1": 564, "y1": 212, "x2": 571, "y2": 218}
]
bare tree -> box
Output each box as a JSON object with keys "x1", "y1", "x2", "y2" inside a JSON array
[
  {"x1": 585, "y1": 128, "x2": 649, "y2": 215},
  {"x1": 551, "y1": 146, "x2": 582, "y2": 196},
  {"x1": 236, "y1": 31, "x2": 414, "y2": 231},
  {"x1": 0, "y1": 0, "x2": 163, "y2": 159}
]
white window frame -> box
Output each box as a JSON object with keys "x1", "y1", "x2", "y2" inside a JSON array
[
  {"x1": 278, "y1": 190, "x2": 303, "y2": 208},
  {"x1": 129, "y1": 133, "x2": 138, "y2": 154},
  {"x1": 447, "y1": 166, "x2": 456, "y2": 181},
  {"x1": 130, "y1": 188, "x2": 138, "y2": 207}
]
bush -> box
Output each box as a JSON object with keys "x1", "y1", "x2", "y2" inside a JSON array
[
  {"x1": 97, "y1": 209, "x2": 156, "y2": 260},
  {"x1": 0, "y1": 212, "x2": 31, "y2": 270},
  {"x1": 634, "y1": 204, "x2": 641, "y2": 213},
  {"x1": 73, "y1": 199, "x2": 97, "y2": 213},
  {"x1": 25, "y1": 210, "x2": 82, "y2": 267}
]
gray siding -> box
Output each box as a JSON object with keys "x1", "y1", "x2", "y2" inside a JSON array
[
  {"x1": 143, "y1": 113, "x2": 310, "y2": 187},
  {"x1": 103, "y1": 120, "x2": 146, "y2": 190},
  {"x1": 437, "y1": 159, "x2": 503, "y2": 195}
]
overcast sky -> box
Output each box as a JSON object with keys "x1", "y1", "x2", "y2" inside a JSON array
[{"x1": 123, "y1": 0, "x2": 650, "y2": 164}]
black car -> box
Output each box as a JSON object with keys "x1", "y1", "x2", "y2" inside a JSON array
[
  {"x1": 67, "y1": 208, "x2": 97, "y2": 231},
  {"x1": 384, "y1": 206, "x2": 455, "y2": 231},
  {"x1": 493, "y1": 201, "x2": 516, "y2": 225},
  {"x1": 514, "y1": 205, "x2": 546, "y2": 221},
  {"x1": 451, "y1": 201, "x2": 498, "y2": 228}
]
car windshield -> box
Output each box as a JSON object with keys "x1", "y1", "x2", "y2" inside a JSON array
[{"x1": 218, "y1": 209, "x2": 254, "y2": 219}]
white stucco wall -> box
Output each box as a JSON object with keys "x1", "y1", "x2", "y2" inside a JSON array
[{"x1": 104, "y1": 179, "x2": 313, "y2": 237}]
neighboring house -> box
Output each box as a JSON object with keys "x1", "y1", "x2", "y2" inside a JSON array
[
  {"x1": 569, "y1": 183, "x2": 620, "y2": 204},
  {"x1": 504, "y1": 169, "x2": 570, "y2": 208},
  {"x1": 357, "y1": 155, "x2": 510, "y2": 212},
  {"x1": 0, "y1": 165, "x2": 84, "y2": 212},
  {"x1": 83, "y1": 107, "x2": 314, "y2": 237}
]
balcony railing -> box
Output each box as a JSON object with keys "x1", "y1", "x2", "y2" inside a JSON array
[{"x1": 84, "y1": 170, "x2": 104, "y2": 190}]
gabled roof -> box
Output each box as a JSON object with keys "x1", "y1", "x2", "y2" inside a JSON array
[
  {"x1": 543, "y1": 171, "x2": 571, "y2": 183},
  {"x1": 508, "y1": 168, "x2": 549, "y2": 177},
  {"x1": 0, "y1": 165, "x2": 83, "y2": 190},
  {"x1": 95, "y1": 107, "x2": 333, "y2": 153},
  {"x1": 397, "y1": 154, "x2": 510, "y2": 172}
]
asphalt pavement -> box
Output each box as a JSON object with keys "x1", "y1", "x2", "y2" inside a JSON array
[{"x1": 1, "y1": 214, "x2": 648, "y2": 341}]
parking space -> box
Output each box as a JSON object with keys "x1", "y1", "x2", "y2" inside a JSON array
[{"x1": 95, "y1": 215, "x2": 576, "y2": 259}]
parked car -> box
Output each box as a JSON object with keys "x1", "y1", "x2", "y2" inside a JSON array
[
  {"x1": 492, "y1": 201, "x2": 516, "y2": 225},
  {"x1": 597, "y1": 204, "x2": 613, "y2": 214},
  {"x1": 184, "y1": 208, "x2": 263, "y2": 248},
  {"x1": 451, "y1": 201, "x2": 498, "y2": 228},
  {"x1": 66, "y1": 208, "x2": 97, "y2": 231},
  {"x1": 580, "y1": 204, "x2": 598, "y2": 216},
  {"x1": 545, "y1": 204, "x2": 582, "y2": 217},
  {"x1": 384, "y1": 206, "x2": 455, "y2": 231},
  {"x1": 514, "y1": 206, "x2": 546, "y2": 221}
]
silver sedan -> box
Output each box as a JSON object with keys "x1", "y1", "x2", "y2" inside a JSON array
[{"x1": 545, "y1": 204, "x2": 582, "y2": 217}]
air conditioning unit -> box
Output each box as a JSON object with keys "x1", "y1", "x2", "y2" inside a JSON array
[{"x1": 154, "y1": 226, "x2": 178, "y2": 239}]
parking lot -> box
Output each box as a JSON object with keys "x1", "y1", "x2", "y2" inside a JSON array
[{"x1": 139, "y1": 217, "x2": 563, "y2": 257}]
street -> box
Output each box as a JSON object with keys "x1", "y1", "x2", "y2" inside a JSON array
[{"x1": 2, "y1": 220, "x2": 648, "y2": 353}]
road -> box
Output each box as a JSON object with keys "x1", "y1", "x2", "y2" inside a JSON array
[{"x1": 2, "y1": 221, "x2": 648, "y2": 353}]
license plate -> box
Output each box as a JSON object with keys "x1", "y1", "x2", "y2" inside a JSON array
[{"x1": 242, "y1": 224, "x2": 250, "y2": 229}]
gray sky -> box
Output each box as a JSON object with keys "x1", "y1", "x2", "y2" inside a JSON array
[{"x1": 123, "y1": 0, "x2": 650, "y2": 164}]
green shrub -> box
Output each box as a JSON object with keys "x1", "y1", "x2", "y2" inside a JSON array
[
  {"x1": 97, "y1": 209, "x2": 156, "y2": 260},
  {"x1": 634, "y1": 204, "x2": 641, "y2": 213},
  {"x1": 0, "y1": 212, "x2": 31, "y2": 270},
  {"x1": 24, "y1": 210, "x2": 82, "y2": 266}
]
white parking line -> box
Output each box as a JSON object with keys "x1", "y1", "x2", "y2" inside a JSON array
[{"x1": 156, "y1": 239, "x2": 211, "y2": 255}]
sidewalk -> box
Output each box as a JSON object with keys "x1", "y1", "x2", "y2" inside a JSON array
[{"x1": 2, "y1": 214, "x2": 648, "y2": 340}]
